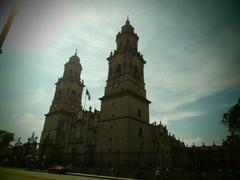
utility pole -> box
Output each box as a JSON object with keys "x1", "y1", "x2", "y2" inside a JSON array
[{"x1": 0, "y1": 5, "x2": 17, "y2": 54}]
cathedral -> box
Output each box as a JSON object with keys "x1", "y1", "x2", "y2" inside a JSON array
[{"x1": 39, "y1": 18, "x2": 184, "y2": 169}]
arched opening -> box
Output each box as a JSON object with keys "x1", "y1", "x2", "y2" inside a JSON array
[
  {"x1": 119, "y1": 41, "x2": 122, "y2": 48},
  {"x1": 58, "y1": 90, "x2": 62, "y2": 97},
  {"x1": 134, "y1": 66, "x2": 139, "y2": 80},
  {"x1": 126, "y1": 39, "x2": 130, "y2": 47},
  {"x1": 115, "y1": 64, "x2": 121, "y2": 77},
  {"x1": 109, "y1": 67, "x2": 112, "y2": 77},
  {"x1": 71, "y1": 90, "x2": 76, "y2": 97},
  {"x1": 71, "y1": 147, "x2": 77, "y2": 165}
]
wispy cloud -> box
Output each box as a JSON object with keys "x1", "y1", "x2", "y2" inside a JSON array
[
  {"x1": 156, "y1": 111, "x2": 204, "y2": 125},
  {"x1": 147, "y1": 22, "x2": 240, "y2": 125},
  {"x1": 24, "y1": 88, "x2": 47, "y2": 106},
  {"x1": 183, "y1": 137, "x2": 203, "y2": 146},
  {"x1": 11, "y1": 112, "x2": 44, "y2": 142}
]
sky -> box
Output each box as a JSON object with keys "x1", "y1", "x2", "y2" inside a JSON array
[{"x1": 0, "y1": 0, "x2": 239, "y2": 146}]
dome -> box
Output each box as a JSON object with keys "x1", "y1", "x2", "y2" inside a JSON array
[
  {"x1": 69, "y1": 53, "x2": 80, "y2": 63},
  {"x1": 121, "y1": 18, "x2": 134, "y2": 33}
]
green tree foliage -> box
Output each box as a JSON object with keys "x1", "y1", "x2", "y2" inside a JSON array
[
  {"x1": 222, "y1": 98, "x2": 240, "y2": 137},
  {"x1": 0, "y1": 130, "x2": 14, "y2": 147}
]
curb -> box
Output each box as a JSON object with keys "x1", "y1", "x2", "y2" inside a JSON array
[{"x1": 67, "y1": 172, "x2": 140, "y2": 180}]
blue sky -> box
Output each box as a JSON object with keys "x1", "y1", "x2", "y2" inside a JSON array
[{"x1": 0, "y1": 0, "x2": 239, "y2": 146}]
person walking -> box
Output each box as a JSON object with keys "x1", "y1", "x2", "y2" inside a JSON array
[
  {"x1": 155, "y1": 168, "x2": 160, "y2": 180},
  {"x1": 111, "y1": 167, "x2": 115, "y2": 177},
  {"x1": 164, "y1": 168, "x2": 169, "y2": 180},
  {"x1": 136, "y1": 168, "x2": 140, "y2": 179}
]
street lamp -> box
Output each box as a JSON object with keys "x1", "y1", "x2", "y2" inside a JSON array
[{"x1": 117, "y1": 148, "x2": 119, "y2": 175}]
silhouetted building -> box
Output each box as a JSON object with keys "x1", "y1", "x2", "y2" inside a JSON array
[
  {"x1": 186, "y1": 137, "x2": 240, "y2": 172},
  {"x1": 39, "y1": 19, "x2": 183, "y2": 168}
]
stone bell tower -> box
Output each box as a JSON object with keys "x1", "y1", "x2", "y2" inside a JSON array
[
  {"x1": 49, "y1": 50, "x2": 84, "y2": 113},
  {"x1": 39, "y1": 51, "x2": 84, "y2": 160},
  {"x1": 100, "y1": 18, "x2": 150, "y2": 123},
  {"x1": 96, "y1": 18, "x2": 151, "y2": 167}
]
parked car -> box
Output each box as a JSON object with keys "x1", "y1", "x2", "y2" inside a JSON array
[{"x1": 48, "y1": 165, "x2": 66, "y2": 174}]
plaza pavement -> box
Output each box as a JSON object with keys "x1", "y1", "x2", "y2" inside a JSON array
[{"x1": 0, "y1": 167, "x2": 139, "y2": 180}]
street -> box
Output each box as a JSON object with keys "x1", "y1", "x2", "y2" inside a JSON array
[{"x1": 0, "y1": 167, "x2": 104, "y2": 180}]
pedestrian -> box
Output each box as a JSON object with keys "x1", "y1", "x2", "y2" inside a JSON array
[
  {"x1": 66, "y1": 162, "x2": 72, "y2": 172},
  {"x1": 155, "y1": 168, "x2": 160, "y2": 180},
  {"x1": 202, "y1": 171, "x2": 207, "y2": 180},
  {"x1": 136, "y1": 168, "x2": 140, "y2": 179},
  {"x1": 111, "y1": 167, "x2": 115, "y2": 176},
  {"x1": 164, "y1": 168, "x2": 169, "y2": 180}
]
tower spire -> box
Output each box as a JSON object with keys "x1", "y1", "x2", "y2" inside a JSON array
[
  {"x1": 75, "y1": 48, "x2": 78, "y2": 56},
  {"x1": 126, "y1": 15, "x2": 130, "y2": 25}
]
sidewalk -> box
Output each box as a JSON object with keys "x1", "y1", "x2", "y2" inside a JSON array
[
  {"x1": 67, "y1": 171, "x2": 141, "y2": 180},
  {"x1": 2, "y1": 166, "x2": 141, "y2": 180}
]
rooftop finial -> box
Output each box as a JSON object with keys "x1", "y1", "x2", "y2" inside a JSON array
[
  {"x1": 126, "y1": 15, "x2": 130, "y2": 25},
  {"x1": 75, "y1": 48, "x2": 78, "y2": 56}
]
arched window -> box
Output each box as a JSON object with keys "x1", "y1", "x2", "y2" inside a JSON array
[
  {"x1": 116, "y1": 64, "x2": 121, "y2": 76},
  {"x1": 140, "y1": 68, "x2": 143, "y2": 79},
  {"x1": 139, "y1": 127, "x2": 143, "y2": 137},
  {"x1": 58, "y1": 90, "x2": 62, "y2": 97},
  {"x1": 134, "y1": 66, "x2": 139, "y2": 80},
  {"x1": 71, "y1": 90, "x2": 76, "y2": 97},
  {"x1": 71, "y1": 147, "x2": 77, "y2": 162},
  {"x1": 109, "y1": 67, "x2": 112, "y2": 76},
  {"x1": 119, "y1": 41, "x2": 122, "y2": 48},
  {"x1": 126, "y1": 39, "x2": 130, "y2": 46},
  {"x1": 138, "y1": 109, "x2": 141, "y2": 118}
]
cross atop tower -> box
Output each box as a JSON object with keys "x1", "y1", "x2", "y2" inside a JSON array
[
  {"x1": 75, "y1": 48, "x2": 78, "y2": 56},
  {"x1": 126, "y1": 15, "x2": 130, "y2": 25}
]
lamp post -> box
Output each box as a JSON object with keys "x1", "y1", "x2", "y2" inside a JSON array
[
  {"x1": 162, "y1": 143, "x2": 165, "y2": 169},
  {"x1": 100, "y1": 150, "x2": 103, "y2": 175},
  {"x1": 0, "y1": 6, "x2": 17, "y2": 54},
  {"x1": 117, "y1": 148, "x2": 119, "y2": 176},
  {"x1": 152, "y1": 137, "x2": 156, "y2": 166},
  {"x1": 100, "y1": 145, "x2": 105, "y2": 175}
]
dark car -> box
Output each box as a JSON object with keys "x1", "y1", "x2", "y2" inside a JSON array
[{"x1": 48, "y1": 165, "x2": 66, "y2": 174}]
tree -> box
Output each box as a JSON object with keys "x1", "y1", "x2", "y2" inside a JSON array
[
  {"x1": 222, "y1": 98, "x2": 240, "y2": 137},
  {"x1": 0, "y1": 130, "x2": 14, "y2": 147}
]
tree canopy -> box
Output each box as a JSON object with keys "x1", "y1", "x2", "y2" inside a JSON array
[
  {"x1": 222, "y1": 98, "x2": 240, "y2": 137},
  {"x1": 0, "y1": 130, "x2": 14, "y2": 147}
]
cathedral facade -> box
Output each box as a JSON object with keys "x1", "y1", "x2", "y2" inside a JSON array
[{"x1": 39, "y1": 19, "x2": 184, "y2": 169}]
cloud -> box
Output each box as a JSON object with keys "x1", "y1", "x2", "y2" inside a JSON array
[
  {"x1": 24, "y1": 88, "x2": 47, "y2": 106},
  {"x1": 151, "y1": 111, "x2": 203, "y2": 125},
  {"x1": 157, "y1": 111, "x2": 204, "y2": 125},
  {"x1": 17, "y1": 113, "x2": 43, "y2": 130},
  {"x1": 147, "y1": 21, "x2": 240, "y2": 121},
  {"x1": 15, "y1": 112, "x2": 43, "y2": 141},
  {"x1": 183, "y1": 136, "x2": 224, "y2": 147},
  {"x1": 17, "y1": 113, "x2": 37, "y2": 124},
  {"x1": 8, "y1": 0, "x2": 82, "y2": 50},
  {"x1": 183, "y1": 137, "x2": 202, "y2": 146}
]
